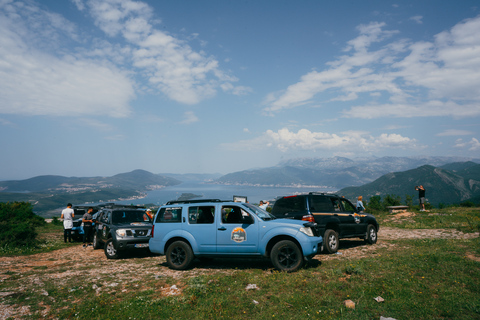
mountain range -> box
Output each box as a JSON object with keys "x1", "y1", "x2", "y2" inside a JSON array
[
  {"x1": 2, "y1": 156, "x2": 480, "y2": 215},
  {"x1": 213, "y1": 156, "x2": 480, "y2": 189}
]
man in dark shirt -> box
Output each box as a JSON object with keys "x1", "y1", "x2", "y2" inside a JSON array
[
  {"x1": 82, "y1": 207, "x2": 94, "y2": 248},
  {"x1": 415, "y1": 185, "x2": 426, "y2": 211}
]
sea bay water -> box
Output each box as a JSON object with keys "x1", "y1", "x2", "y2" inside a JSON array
[{"x1": 116, "y1": 181, "x2": 337, "y2": 206}]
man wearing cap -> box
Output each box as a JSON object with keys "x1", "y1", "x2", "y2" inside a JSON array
[{"x1": 145, "y1": 209, "x2": 154, "y2": 220}]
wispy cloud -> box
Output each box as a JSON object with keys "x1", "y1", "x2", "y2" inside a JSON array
[
  {"x1": 223, "y1": 127, "x2": 420, "y2": 153},
  {"x1": 437, "y1": 129, "x2": 473, "y2": 136},
  {"x1": 454, "y1": 137, "x2": 480, "y2": 151},
  {"x1": 0, "y1": 0, "x2": 249, "y2": 118},
  {"x1": 264, "y1": 15, "x2": 480, "y2": 120},
  {"x1": 179, "y1": 111, "x2": 199, "y2": 125}
]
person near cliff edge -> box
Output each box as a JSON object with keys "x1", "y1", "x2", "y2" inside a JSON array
[
  {"x1": 61, "y1": 203, "x2": 75, "y2": 243},
  {"x1": 415, "y1": 185, "x2": 426, "y2": 212}
]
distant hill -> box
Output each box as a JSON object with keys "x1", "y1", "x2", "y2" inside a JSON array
[
  {"x1": 339, "y1": 164, "x2": 480, "y2": 206},
  {"x1": 214, "y1": 156, "x2": 480, "y2": 189},
  {"x1": 0, "y1": 170, "x2": 181, "y2": 216}
]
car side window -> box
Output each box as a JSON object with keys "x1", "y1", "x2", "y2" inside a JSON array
[
  {"x1": 272, "y1": 197, "x2": 305, "y2": 215},
  {"x1": 188, "y1": 206, "x2": 215, "y2": 224},
  {"x1": 341, "y1": 199, "x2": 355, "y2": 213},
  {"x1": 156, "y1": 207, "x2": 182, "y2": 223},
  {"x1": 332, "y1": 199, "x2": 341, "y2": 212},
  {"x1": 101, "y1": 212, "x2": 110, "y2": 223},
  {"x1": 310, "y1": 196, "x2": 333, "y2": 212},
  {"x1": 222, "y1": 206, "x2": 253, "y2": 224}
]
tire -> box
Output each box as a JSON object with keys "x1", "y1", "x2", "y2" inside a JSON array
[
  {"x1": 271, "y1": 240, "x2": 303, "y2": 272},
  {"x1": 323, "y1": 229, "x2": 339, "y2": 254},
  {"x1": 365, "y1": 224, "x2": 377, "y2": 244},
  {"x1": 104, "y1": 239, "x2": 120, "y2": 259},
  {"x1": 93, "y1": 232, "x2": 101, "y2": 249},
  {"x1": 166, "y1": 241, "x2": 194, "y2": 270}
]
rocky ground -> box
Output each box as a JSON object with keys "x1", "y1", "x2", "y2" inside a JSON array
[{"x1": 1, "y1": 219, "x2": 479, "y2": 319}]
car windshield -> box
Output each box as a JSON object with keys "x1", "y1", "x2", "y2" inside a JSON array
[
  {"x1": 112, "y1": 210, "x2": 150, "y2": 224},
  {"x1": 242, "y1": 203, "x2": 276, "y2": 221}
]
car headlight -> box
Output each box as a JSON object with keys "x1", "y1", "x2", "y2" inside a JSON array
[
  {"x1": 299, "y1": 227, "x2": 314, "y2": 237},
  {"x1": 116, "y1": 229, "x2": 128, "y2": 237}
]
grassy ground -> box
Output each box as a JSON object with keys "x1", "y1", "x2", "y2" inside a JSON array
[{"x1": 0, "y1": 208, "x2": 479, "y2": 319}]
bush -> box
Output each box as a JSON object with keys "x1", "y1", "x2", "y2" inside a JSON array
[
  {"x1": 366, "y1": 195, "x2": 383, "y2": 211},
  {"x1": 0, "y1": 202, "x2": 45, "y2": 248}
]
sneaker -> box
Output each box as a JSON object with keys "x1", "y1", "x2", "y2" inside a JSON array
[{"x1": 83, "y1": 244, "x2": 87, "y2": 248}]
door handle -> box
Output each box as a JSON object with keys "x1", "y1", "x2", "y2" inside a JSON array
[{"x1": 218, "y1": 227, "x2": 227, "y2": 231}]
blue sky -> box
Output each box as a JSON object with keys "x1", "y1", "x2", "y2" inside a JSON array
[{"x1": 1, "y1": 0, "x2": 480, "y2": 180}]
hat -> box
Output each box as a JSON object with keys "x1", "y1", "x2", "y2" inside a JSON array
[{"x1": 146, "y1": 209, "x2": 152, "y2": 212}]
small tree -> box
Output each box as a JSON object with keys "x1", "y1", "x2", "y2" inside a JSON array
[{"x1": 366, "y1": 196, "x2": 383, "y2": 211}]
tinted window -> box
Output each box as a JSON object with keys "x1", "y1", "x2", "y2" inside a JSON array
[
  {"x1": 222, "y1": 206, "x2": 253, "y2": 224},
  {"x1": 156, "y1": 207, "x2": 182, "y2": 223},
  {"x1": 309, "y1": 196, "x2": 334, "y2": 212},
  {"x1": 272, "y1": 196, "x2": 306, "y2": 216},
  {"x1": 188, "y1": 206, "x2": 215, "y2": 224},
  {"x1": 112, "y1": 210, "x2": 150, "y2": 224}
]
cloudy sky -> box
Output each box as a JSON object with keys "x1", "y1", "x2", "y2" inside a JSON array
[{"x1": 1, "y1": 0, "x2": 480, "y2": 180}]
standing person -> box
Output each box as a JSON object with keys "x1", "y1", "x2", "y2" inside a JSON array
[
  {"x1": 415, "y1": 185, "x2": 426, "y2": 211},
  {"x1": 259, "y1": 200, "x2": 269, "y2": 210},
  {"x1": 82, "y1": 207, "x2": 94, "y2": 248},
  {"x1": 356, "y1": 196, "x2": 365, "y2": 212},
  {"x1": 61, "y1": 203, "x2": 75, "y2": 243}
]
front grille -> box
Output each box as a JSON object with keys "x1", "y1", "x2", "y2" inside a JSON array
[{"x1": 134, "y1": 229, "x2": 148, "y2": 236}]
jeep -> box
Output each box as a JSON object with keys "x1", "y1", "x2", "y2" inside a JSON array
[
  {"x1": 92, "y1": 204, "x2": 153, "y2": 259},
  {"x1": 271, "y1": 193, "x2": 379, "y2": 254},
  {"x1": 149, "y1": 199, "x2": 323, "y2": 272}
]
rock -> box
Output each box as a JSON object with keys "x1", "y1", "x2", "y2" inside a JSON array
[{"x1": 344, "y1": 299, "x2": 355, "y2": 309}]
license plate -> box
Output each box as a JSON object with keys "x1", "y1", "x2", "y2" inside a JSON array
[{"x1": 135, "y1": 243, "x2": 149, "y2": 248}]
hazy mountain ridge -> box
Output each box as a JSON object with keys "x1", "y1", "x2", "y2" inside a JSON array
[
  {"x1": 0, "y1": 170, "x2": 181, "y2": 216},
  {"x1": 215, "y1": 156, "x2": 480, "y2": 188}
]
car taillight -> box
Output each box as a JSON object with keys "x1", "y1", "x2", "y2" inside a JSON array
[
  {"x1": 151, "y1": 225, "x2": 154, "y2": 238},
  {"x1": 302, "y1": 215, "x2": 315, "y2": 223}
]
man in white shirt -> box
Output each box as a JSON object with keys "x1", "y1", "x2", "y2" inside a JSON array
[
  {"x1": 61, "y1": 203, "x2": 75, "y2": 243},
  {"x1": 259, "y1": 200, "x2": 270, "y2": 210}
]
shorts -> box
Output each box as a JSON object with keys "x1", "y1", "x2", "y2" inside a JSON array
[{"x1": 419, "y1": 197, "x2": 425, "y2": 204}]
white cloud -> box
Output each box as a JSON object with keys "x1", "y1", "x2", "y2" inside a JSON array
[
  {"x1": 454, "y1": 137, "x2": 480, "y2": 151},
  {"x1": 179, "y1": 111, "x2": 199, "y2": 125},
  {"x1": 0, "y1": 0, "x2": 250, "y2": 118},
  {"x1": 0, "y1": 0, "x2": 134, "y2": 117},
  {"x1": 223, "y1": 128, "x2": 418, "y2": 153},
  {"x1": 264, "y1": 15, "x2": 480, "y2": 120},
  {"x1": 85, "y1": 0, "x2": 249, "y2": 105},
  {"x1": 410, "y1": 16, "x2": 423, "y2": 24}
]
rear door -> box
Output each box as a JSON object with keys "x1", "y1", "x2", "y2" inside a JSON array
[{"x1": 186, "y1": 205, "x2": 217, "y2": 253}]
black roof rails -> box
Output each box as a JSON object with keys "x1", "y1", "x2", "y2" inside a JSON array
[
  {"x1": 165, "y1": 199, "x2": 224, "y2": 205},
  {"x1": 101, "y1": 203, "x2": 146, "y2": 209}
]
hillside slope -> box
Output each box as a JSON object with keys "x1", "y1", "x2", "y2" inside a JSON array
[{"x1": 339, "y1": 164, "x2": 480, "y2": 206}]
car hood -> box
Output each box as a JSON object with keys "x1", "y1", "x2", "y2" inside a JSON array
[{"x1": 113, "y1": 222, "x2": 152, "y2": 228}]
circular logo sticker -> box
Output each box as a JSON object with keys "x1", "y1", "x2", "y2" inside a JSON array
[{"x1": 231, "y1": 227, "x2": 247, "y2": 243}]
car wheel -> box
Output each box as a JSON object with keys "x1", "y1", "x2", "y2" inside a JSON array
[
  {"x1": 271, "y1": 240, "x2": 303, "y2": 272},
  {"x1": 166, "y1": 241, "x2": 194, "y2": 270},
  {"x1": 93, "y1": 232, "x2": 101, "y2": 249},
  {"x1": 365, "y1": 224, "x2": 377, "y2": 244},
  {"x1": 104, "y1": 239, "x2": 120, "y2": 259},
  {"x1": 323, "y1": 229, "x2": 339, "y2": 254}
]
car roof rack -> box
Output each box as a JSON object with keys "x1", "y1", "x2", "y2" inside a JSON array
[
  {"x1": 165, "y1": 199, "x2": 224, "y2": 205},
  {"x1": 102, "y1": 203, "x2": 146, "y2": 209}
]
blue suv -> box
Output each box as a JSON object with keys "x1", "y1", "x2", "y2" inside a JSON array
[{"x1": 149, "y1": 199, "x2": 323, "y2": 272}]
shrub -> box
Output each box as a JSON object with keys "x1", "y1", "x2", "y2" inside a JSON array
[{"x1": 0, "y1": 202, "x2": 45, "y2": 248}]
